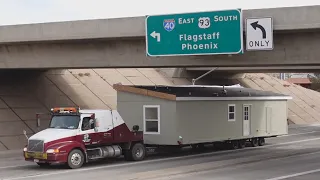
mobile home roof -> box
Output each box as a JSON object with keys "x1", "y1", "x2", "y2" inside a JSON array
[{"x1": 113, "y1": 84, "x2": 292, "y2": 101}]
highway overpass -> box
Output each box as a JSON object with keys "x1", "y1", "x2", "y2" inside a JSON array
[{"x1": 0, "y1": 5, "x2": 319, "y2": 69}]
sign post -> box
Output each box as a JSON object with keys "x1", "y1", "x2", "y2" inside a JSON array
[
  {"x1": 145, "y1": 9, "x2": 243, "y2": 57},
  {"x1": 245, "y1": 17, "x2": 273, "y2": 51}
]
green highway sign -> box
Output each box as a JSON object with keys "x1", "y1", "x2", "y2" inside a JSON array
[{"x1": 145, "y1": 9, "x2": 243, "y2": 57}]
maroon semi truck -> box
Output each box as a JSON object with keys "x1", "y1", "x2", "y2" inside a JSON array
[{"x1": 23, "y1": 107, "x2": 145, "y2": 169}]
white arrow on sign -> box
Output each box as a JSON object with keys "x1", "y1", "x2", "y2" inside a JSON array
[{"x1": 150, "y1": 31, "x2": 161, "y2": 42}]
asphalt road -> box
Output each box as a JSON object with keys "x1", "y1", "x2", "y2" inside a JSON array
[{"x1": 1, "y1": 124, "x2": 320, "y2": 180}]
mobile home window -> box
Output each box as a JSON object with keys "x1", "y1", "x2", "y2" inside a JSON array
[
  {"x1": 143, "y1": 105, "x2": 160, "y2": 134},
  {"x1": 244, "y1": 106, "x2": 249, "y2": 121},
  {"x1": 228, "y1": 104, "x2": 236, "y2": 121}
]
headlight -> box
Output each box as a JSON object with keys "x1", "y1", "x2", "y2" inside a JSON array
[
  {"x1": 23, "y1": 147, "x2": 27, "y2": 152},
  {"x1": 46, "y1": 149, "x2": 59, "y2": 153}
]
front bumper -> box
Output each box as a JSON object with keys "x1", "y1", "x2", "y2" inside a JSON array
[{"x1": 24, "y1": 151, "x2": 68, "y2": 164}]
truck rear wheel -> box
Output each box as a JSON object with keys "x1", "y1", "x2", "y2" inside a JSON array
[
  {"x1": 67, "y1": 149, "x2": 84, "y2": 169},
  {"x1": 125, "y1": 142, "x2": 146, "y2": 161}
]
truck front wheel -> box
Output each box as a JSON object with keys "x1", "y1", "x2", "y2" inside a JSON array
[{"x1": 67, "y1": 149, "x2": 84, "y2": 169}]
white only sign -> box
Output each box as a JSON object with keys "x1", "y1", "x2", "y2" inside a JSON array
[{"x1": 245, "y1": 17, "x2": 273, "y2": 51}]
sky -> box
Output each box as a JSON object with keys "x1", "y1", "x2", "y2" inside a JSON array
[{"x1": 0, "y1": 0, "x2": 319, "y2": 25}]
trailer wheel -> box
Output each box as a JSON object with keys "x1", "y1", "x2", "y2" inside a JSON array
[
  {"x1": 127, "y1": 143, "x2": 146, "y2": 161},
  {"x1": 67, "y1": 149, "x2": 84, "y2": 169},
  {"x1": 198, "y1": 144, "x2": 205, "y2": 149},
  {"x1": 191, "y1": 144, "x2": 205, "y2": 151},
  {"x1": 258, "y1": 138, "x2": 265, "y2": 146},
  {"x1": 239, "y1": 140, "x2": 246, "y2": 149},
  {"x1": 251, "y1": 138, "x2": 258, "y2": 147},
  {"x1": 230, "y1": 141, "x2": 239, "y2": 149}
]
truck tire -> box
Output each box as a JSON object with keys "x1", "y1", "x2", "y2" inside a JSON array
[
  {"x1": 126, "y1": 143, "x2": 146, "y2": 161},
  {"x1": 239, "y1": 140, "x2": 246, "y2": 149},
  {"x1": 230, "y1": 141, "x2": 239, "y2": 149},
  {"x1": 191, "y1": 144, "x2": 198, "y2": 150},
  {"x1": 258, "y1": 138, "x2": 265, "y2": 146},
  {"x1": 251, "y1": 138, "x2": 258, "y2": 147},
  {"x1": 191, "y1": 144, "x2": 205, "y2": 151},
  {"x1": 67, "y1": 149, "x2": 85, "y2": 169}
]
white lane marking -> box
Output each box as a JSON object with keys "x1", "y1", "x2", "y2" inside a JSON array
[
  {"x1": 3, "y1": 137, "x2": 320, "y2": 180},
  {"x1": 265, "y1": 168, "x2": 320, "y2": 180},
  {"x1": 0, "y1": 164, "x2": 32, "y2": 170}
]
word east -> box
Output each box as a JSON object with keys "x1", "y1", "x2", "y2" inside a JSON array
[{"x1": 178, "y1": 18, "x2": 195, "y2": 24}]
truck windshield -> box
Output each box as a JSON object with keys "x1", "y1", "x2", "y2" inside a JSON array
[{"x1": 49, "y1": 115, "x2": 80, "y2": 129}]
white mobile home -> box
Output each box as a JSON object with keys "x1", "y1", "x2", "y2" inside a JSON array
[{"x1": 114, "y1": 84, "x2": 292, "y2": 148}]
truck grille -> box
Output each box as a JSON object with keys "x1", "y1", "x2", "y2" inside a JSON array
[{"x1": 27, "y1": 139, "x2": 44, "y2": 152}]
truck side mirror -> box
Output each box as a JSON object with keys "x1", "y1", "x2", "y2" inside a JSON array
[
  {"x1": 132, "y1": 125, "x2": 139, "y2": 132},
  {"x1": 23, "y1": 130, "x2": 29, "y2": 140}
]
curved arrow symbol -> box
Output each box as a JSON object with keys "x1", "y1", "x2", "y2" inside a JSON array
[
  {"x1": 251, "y1": 21, "x2": 266, "y2": 39},
  {"x1": 150, "y1": 31, "x2": 161, "y2": 42}
]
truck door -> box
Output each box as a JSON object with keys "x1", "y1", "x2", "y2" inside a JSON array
[{"x1": 78, "y1": 116, "x2": 100, "y2": 146}]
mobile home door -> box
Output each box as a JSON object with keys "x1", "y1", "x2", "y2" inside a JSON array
[{"x1": 243, "y1": 105, "x2": 251, "y2": 136}]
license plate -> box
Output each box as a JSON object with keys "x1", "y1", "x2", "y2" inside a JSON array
[{"x1": 25, "y1": 152, "x2": 47, "y2": 159}]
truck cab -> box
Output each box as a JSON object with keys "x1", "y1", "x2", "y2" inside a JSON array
[{"x1": 23, "y1": 107, "x2": 145, "y2": 169}]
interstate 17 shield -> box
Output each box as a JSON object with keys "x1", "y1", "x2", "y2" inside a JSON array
[{"x1": 163, "y1": 19, "x2": 175, "y2": 32}]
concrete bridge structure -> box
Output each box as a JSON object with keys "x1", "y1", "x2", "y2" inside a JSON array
[
  {"x1": 0, "y1": 5, "x2": 320, "y2": 69},
  {"x1": 0, "y1": 5, "x2": 320, "y2": 150}
]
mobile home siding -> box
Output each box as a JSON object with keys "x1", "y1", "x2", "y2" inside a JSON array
[
  {"x1": 117, "y1": 91, "x2": 178, "y2": 145},
  {"x1": 176, "y1": 100, "x2": 288, "y2": 144}
]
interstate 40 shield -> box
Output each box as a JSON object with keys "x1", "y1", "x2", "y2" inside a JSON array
[{"x1": 145, "y1": 9, "x2": 243, "y2": 56}]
